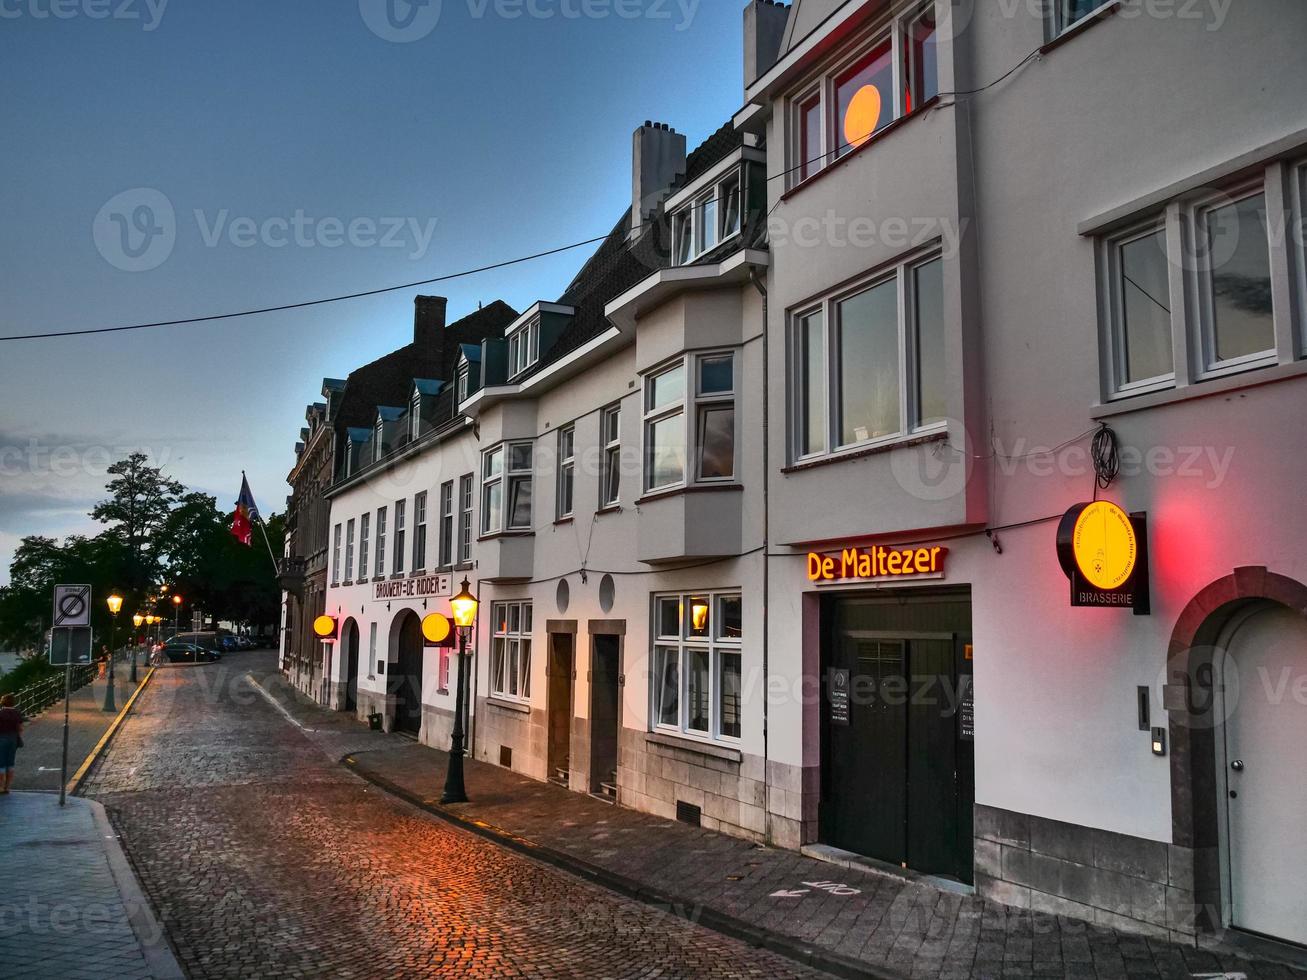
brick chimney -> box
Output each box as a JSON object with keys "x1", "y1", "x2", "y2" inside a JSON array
[
  {"x1": 413, "y1": 295, "x2": 448, "y2": 346},
  {"x1": 630, "y1": 121, "x2": 686, "y2": 240},
  {"x1": 744, "y1": 1, "x2": 789, "y2": 92}
]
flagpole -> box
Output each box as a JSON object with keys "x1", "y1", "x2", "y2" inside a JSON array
[{"x1": 242, "y1": 470, "x2": 281, "y2": 577}]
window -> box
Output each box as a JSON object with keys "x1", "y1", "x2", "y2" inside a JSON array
[
  {"x1": 600, "y1": 404, "x2": 621, "y2": 507},
  {"x1": 644, "y1": 363, "x2": 686, "y2": 491},
  {"x1": 344, "y1": 519, "x2": 355, "y2": 582},
  {"x1": 789, "y1": 3, "x2": 938, "y2": 186},
  {"x1": 670, "y1": 169, "x2": 746, "y2": 266},
  {"x1": 394, "y1": 499, "x2": 406, "y2": 574},
  {"x1": 506, "y1": 443, "x2": 533, "y2": 530},
  {"x1": 457, "y1": 366, "x2": 470, "y2": 405},
  {"x1": 413, "y1": 491, "x2": 428, "y2": 571},
  {"x1": 508, "y1": 318, "x2": 540, "y2": 378},
  {"x1": 369, "y1": 623, "x2": 377, "y2": 675},
  {"x1": 358, "y1": 513, "x2": 370, "y2": 581},
  {"x1": 458, "y1": 474, "x2": 474, "y2": 562},
  {"x1": 481, "y1": 446, "x2": 503, "y2": 535},
  {"x1": 375, "y1": 507, "x2": 387, "y2": 578},
  {"x1": 695, "y1": 354, "x2": 735, "y2": 481},
  {"x1": 331, "y1": 523, "x2": 341, "y2": 586},
  {"x1": 1098, "y1": 168, "x2": 1299, "y2": 400},
  {"x1": 556, "y1": 424, "x2": 575, "y2": 520},
  {"x1": 490, "y1": 600, "x2": 532, "y2": 701},
  {"x1": 438, "y1": 482, "x2": 454, "y2": 568},
  {"x1": 652, "y1": 592, "x2": 742, "y2": 742},
  {"x1": 375, "y1": 417, "x2": 385, "y2": 463},
  {"x1": 643, "y1": 355, "x2": 739, "y2": 490},
  {"x1": 1051, "y1": 0, "x2": 1114, "y2": 37},
  {"x1": 482, "y1": 443, "x2": 533, "y2": 534},
  {"x1": 410, "y1": 391, "x2": 422, "y2": 441},
  {"x1": 792, "y1": 251, "x2": 945, "y2": 461}
]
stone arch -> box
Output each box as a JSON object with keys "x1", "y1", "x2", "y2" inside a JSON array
[{"x1": 1164, "y1": 566, "x2": 1307, "y2": 932}]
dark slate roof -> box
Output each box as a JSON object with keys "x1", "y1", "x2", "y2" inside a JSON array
[
  {"x1": 376, "y1": 406, "x2": 405, "y2": 422},
  {"x1": 679, "y1": 121, "x2": 746, "y2": 185},
  {"x1": 413, "y1": 379, "x2": 444, "y2": 396},
  {"x1": 459, "y1": 344, "x2": 482, "y2": 364}
]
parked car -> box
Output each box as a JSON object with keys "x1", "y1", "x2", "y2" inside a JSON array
[{"x1": 161, "y1": 642, "x2": 218, "y2": 664}]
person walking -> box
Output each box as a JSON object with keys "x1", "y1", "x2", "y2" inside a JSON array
[{"x1": 0, "y1": 693, "x2": 23, "y2": 794}]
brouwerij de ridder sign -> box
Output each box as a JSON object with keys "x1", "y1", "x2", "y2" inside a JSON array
[{"x1": 373, "y1": 573, "x2": 453, "y2": 601}]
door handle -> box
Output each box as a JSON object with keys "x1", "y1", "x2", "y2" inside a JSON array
[{"x1": 1230, "y1": 760, "x2": 1244, "y2": 772}]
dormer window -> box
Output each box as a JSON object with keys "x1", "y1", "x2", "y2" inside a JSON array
[
  {"x1": 410, "y1": 390, "x2": 422, "y2": 441},
  {"x1": 507, "y1": 318, "x2": 540, "y2": 379},
  {"x1": 673, "y1": 169, "x2": 743, "y2": 266},
  {"x1": 457, "y1": 365, "x2": 470, "y2": 404},
  {"x1": 375, "y1": 417, "x2": 384, "y2": 462}
]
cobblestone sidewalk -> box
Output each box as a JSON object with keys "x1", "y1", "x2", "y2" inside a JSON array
[
  {"x1": 0, "y1": 793, "x2": 183, "y2": 979},
  {"x1": 255, "y1": 667, "x2": 1307, "y2": 980}
]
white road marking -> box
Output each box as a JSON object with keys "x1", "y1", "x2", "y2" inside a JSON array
[
  {"x1": 245, "y1": 674, "x2": 319, "y2": 732},
  {"x1": 770, "y1": 889, "x2": 810, "y2": 898}
]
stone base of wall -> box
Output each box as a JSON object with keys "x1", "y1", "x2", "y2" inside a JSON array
[
  {"x1": 765, "y1": 759, "x2": 820, "y2": 851},
  {"x1": 472, "y1": 697, "x2": 546, "y2": 781},
  {"x1": 358, "y1": 690, "x2": 391, "y2": 730},
  {"x1": 975, "y1": 804, "x2": 1212, "y2": 943},
  {"x1": 420, "y1": 704, "x2": 456, "y2": 750}
]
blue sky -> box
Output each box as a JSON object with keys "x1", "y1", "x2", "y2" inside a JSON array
[{"x1": 0, "y1": 0, "x2": 746, "y2": 584}]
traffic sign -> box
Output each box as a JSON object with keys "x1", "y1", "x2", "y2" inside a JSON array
[{"x1": 53, "y1": 584, "x2": 92, "y2": 627}]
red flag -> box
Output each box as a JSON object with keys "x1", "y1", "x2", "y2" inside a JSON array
[{"x1": 231, "y1": 475, "x2": 259, "y2": 546}]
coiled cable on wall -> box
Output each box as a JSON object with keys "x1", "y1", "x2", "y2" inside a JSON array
[{"x1": 1091, "y1": 423, "x2": 1120, "y2": 493}]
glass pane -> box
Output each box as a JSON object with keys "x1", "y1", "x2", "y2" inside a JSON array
[
  {"x1": 492, "y1": 638, "x2": 506, "y2": 693},
  {"x1": 483, "y1": 481, "x2": 502, "y2": 533},
  {"x1": 699, "y1": 196, "x2": 718, "y2": 254},
  {"x1": 687, "y1": 650, "x2": 710, "y2": 734},
  {"x1": 656, "y1": 597, "x2": 681, "y2": 639},
  {"x1": 905, "y1": 7, "x2": 938, "y2": 113},
  {"x1": 509, "y1": 443, "x2": 533, "y2": 472},
  {"x1": 698, "y1": 355, "x2": 733, "y2": 394},
  {"x1": 604, "y1": 407, "x2": 620, "y2": 444},
  {"x1": 698, "y1": 406, "x2": 735, "y2": 480},
  {"x1": 800, "y1": 310, "x2": 826, "y2": 455},
  {"x1": 521, "y1": 640, "x2": 531, "y2": 699},
  {"x1": 717, "y1": 596, "x2": 743, "y2": 640},
  {"x1": 647, "y1": 413, "x2": 686, "y2": 489},
  {"x1": 800, "y1": 97, "x2": 822, "y2": 180},
  {"x1": 559, "y1": 427, "x2": 574, "y2": 459},
  {"x1": 649, "y1": 364, "x2": 685, "y2": 412},
  {"x1": 559, "y1": 465, "x2": 573, "y2": 515},
  {"x1": 1118, "y1": 230, "x2": 1173, "y2": 384},
  {"x1": 603, "y1": 446, "x2": 621, "y2": 504},
  {"x1": 508, "y1": 639, "x2": 519, "y2": 696},
  {"x1": 484, "y1": 448, "x2": 503, "y2": 479},
  {"x1": 1207, "y1": 194, "x2": 1275, "y2": 362},
  {"x1": 838, "y1": 278, "x2": 900, "y2": 444},
  {"x1": 719, "y1": 652, "x2": 742, "y2": 739},
  {"x1": 835, "y1": 39, "x2": 892, "y2": 157},
  {"x1": 913, "y1": 258, "x2": 947, "y2": 424},
  {"x1": 655, "y1": 648, "x2": 679, "y2": 727},
  {"x1": 675, "y1": 213, "x2": 693, "y2": 264},
  {"x1": 687, "y1": 596, "x2": 710, "y2": 639},
  {"x1": 507, "y1": 603, "x2": 520, "y2": 634},
  {"x1": 508, "y1": 476, "x2": 532, "y2": 528},
  {"x1": 1061, "y1": 0, "x2": 1106, "y2": 30},
  {"x1": 523, "y1": 604, "x2": 533, "y2": 632},
  {"x1": 721, "y1": 180, "x2": 741, "y2": 237}
]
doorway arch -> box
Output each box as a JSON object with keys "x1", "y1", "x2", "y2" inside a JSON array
[
  {"x1": 1165, "y1": 566, "x2": 1307, "y2": 936},
  {"x1": 389, "y1": 611, "x2": 425, "y2": 737},
  {"x1": 340, "y1": 619, "x2": 360, "y2": 714}
]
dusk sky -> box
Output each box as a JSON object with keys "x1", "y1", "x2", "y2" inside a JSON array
[{"x1": 0, "y1": 0, "x2": 744, "y2": 584}]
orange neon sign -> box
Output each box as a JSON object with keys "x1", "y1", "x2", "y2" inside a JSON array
[{"x1": 808, "y1": 545, "x2": 947, "y2": 583}]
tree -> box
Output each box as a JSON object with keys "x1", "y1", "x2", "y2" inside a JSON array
[{"x1": 91, "y1": 452, "x2": 184, "y2": 600}]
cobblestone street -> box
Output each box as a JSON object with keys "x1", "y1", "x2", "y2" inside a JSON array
[{"x1": 82, "y1": 652, "x2": 831, "y2": 979}]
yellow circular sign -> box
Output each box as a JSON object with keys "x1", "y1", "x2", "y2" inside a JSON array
[
  {"x1": 312, "y1": 615, "x2": 337, "y2": 639},
  {"x1": 1072, "y1": 501, "x2": 1138, "y2": 590},
  {"x1": 422, "y1": 613, "x2": 452, "y2": 645},
  {"x1": 843, "y1": 84, "x2": 883, "y2": 149}
]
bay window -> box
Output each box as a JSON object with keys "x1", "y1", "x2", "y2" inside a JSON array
[
  {"x1": 791, "y1": 251, "x2": 945, "y2": 462},
  {"x1": 671, "y1": 168, "x2": 745, "y2": 266},
  {"x1": 482, "y1": 443, "x2": 533, "y2": 534},
  {"x1": 643, "y1": 354, "x2": 737, "y2": 491},
  {"x1": 652, "y1": 592, "x2": 743, "y2": 742},
  {"x1": 490, "y1": 600, "x2": 532, "y2": 701}
]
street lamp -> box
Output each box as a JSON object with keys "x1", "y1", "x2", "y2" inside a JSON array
[
  {"x1": 442, "y1": 577, "x2": 479, "y2": 805},
  {"x1": 172, "y1": 594, "x2": 183, "y2": 643},
  {"x1": 145, "y1": 615, "x2": 157, "y2": 665},
  {"x1": 104, "y1": 594, "x2": 123, "y2": 712},
  {"x1": 131, "y1": 613, "x2": 143, "y2": 683}
]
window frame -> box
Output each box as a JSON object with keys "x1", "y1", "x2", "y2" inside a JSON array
[
  {"x1": 481, "y1": 442, "x2": 534, "y2": 535},
  {"x1": 789, "y1": 248, "x2": 946, "y2": 464},
  {"x1": 458, "y1": 473, "x2": 474, "y2": 563},
  {"x1": 375, "y1": 506, "x2": 387, "y2": 578},
  {"x1": 343, "y1": 518, "x2": 355, "y2": 583},
  {"x1": 331, "y1": 523, "x2": 341, "y2": 586},
  {"x1": 410, "y1": 391, "x2": 422, "y2": 441},
  {"x1": 490, "y1": 600, "x2": 533, "y2": 703},
  {"x1": 556, "y1": 423, "x2": 575, "y2": 521},
  {"x1": 457, "y1": 365, "x2": 470, "y2": 405},
  {"x1": 412, "y1": 491, "x2": 428, "y2": 572},
  {"x1": 600, "y1": 404, "x2": 622, "y2": 508},
  {"x1": 438, "y1": 481, "x2": 455, "y2": 569},
  {"x1": 693, "y1": 353, "x2": 737, "y2": 483},
  {"x1": 650, "y1": 590, "x2": 743, "y2": 744},
  {"x1": 670, "y1": 168, "x2": 745, "y2": 266},
  {"x1": 393, "y1": 499, "x2": 406, "y2": 575},
  {"x1": 1101, "y1": 216, "x2": 1177, "y2": 398},
  {"x1": 507, "y1": 317, "x2": 541, "y2": 380},
  {"x1": 1048, "y1": 0, "x2": 1116, "y2": 39},
  {"x1": 641, "y1": 353, "x2": 740, "y2": 493}
]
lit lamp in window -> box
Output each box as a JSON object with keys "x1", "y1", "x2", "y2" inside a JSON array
[
  {"x1": 443, "y1": 578, "x2": 478, "y2": 805},
  {"x1": 104, "y1": 594, "x2": 124, "y2": 712},
  {"x1": 691, "y1": 599, "x2": 709, "y2": 633}
]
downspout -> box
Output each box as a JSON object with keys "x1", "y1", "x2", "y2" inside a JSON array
[{"x1": 749, "y1": 266, "x2": 770, "y2": 844}]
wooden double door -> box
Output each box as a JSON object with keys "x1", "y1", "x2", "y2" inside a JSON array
[{"x1": 820, "y1": 592, "x2": 974, "y2": 883}]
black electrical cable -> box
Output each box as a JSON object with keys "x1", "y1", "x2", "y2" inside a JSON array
[{"x1": 1091, "y1": 423, "x2": 1120, "y2": 493}]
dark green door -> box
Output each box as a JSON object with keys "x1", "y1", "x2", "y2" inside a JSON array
[{"x1": 821, "y1": 593, "x2": 973, "y2": 883}]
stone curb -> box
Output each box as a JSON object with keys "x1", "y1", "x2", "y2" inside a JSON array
[
  {"x1": 65, "y1": 664, "x2": 157, "y2": 797},
  {"x1": 343, "y1": 753, "x2": 900, "y2": 980}
]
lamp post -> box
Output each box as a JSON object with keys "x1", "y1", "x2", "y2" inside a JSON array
[
  {"x1": 104, "y1": 594, "x2": 123, "y2": 712},
  {"x1": 172, "y1": 594, "x2": 183, "y2": 644},
  {"x1": 442, "y1": 578, "x2": 479, "y2": 804},
  {"x1": 144, "y1": 615, "x2": 156, "y2": 665},
  {"x1": 131, "y1": 613, "x2": 143, "y2": 683}
]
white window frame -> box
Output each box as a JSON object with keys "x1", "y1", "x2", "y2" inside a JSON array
[
  {"x1": 490, "y1": 600, "x2": 533, "y2": 702},
  {"x1": 556, "y1": 424, "x2": 575, "y2": 520},
  {"x1": 375, "y1": 506, "x2": 387, "y2": 578},
  {"x1": 343, "y1": 519, "x2": 355, "y2": 583},
  {"x1": 790, "y1": 248, "x2": 945, "y2": 463},
  {"x1": 651, "y1": 591, "x2": 743, "y2": 744},
  {"x1": 374, "y1": 417, "x2": 385, "y2": 463},
  {"x1": 410, "y1": 391, "x2": 422, "y2": 441},
  {"x1": 672, "y1": 168, "x2": 744, "y2": 266},
  {"x1": 358, "y1": 513, "x2": 370, "y2": 581},
  {"x1": 600, "y1": 404, "x2": 622, "y2": 508},
  {"x1": 786, "y1": 1, "x2": 937, "y2": 189},
  {"x1": 457, "y1": 365, "x2": 470, "y2": 405},
  {"x1": 481, "y1": 446, "x2": 504, "y2": 536},
  {"x1": 458, "y1": 473, "x2": 474, "y2": 563},
  {"x1": 642, "y1": 353, "x2": 740, "y2": 491},
  {"x1": 438, "y1": 481, "x2": 454, "y2": 568},
  {"x1": 505, "y1": 442, "x2": 534, "y2": 531},
  {"x1": 393, "y1": 499, "x2": 406, "y2": 574},
  {"x1": 412, "y1": 491, "x2": 428, "y2": 571},
  {"x1": 481, "y1": 442, "x2": 533, "y2": 534},
  {"x1": 1101, "y1": 216, "x2": 1177, "y2": 398},
  {"x1": 1048, "y1": 0, "x2": 1116, "y2": 39},
  {"x1": 508, "y1": 317, "x2": 540, "y2": 379},
  {"x1": 331, "y1": 523, "x2": 341, "y2": 586},
  {"x1": 643, "y1": 361, "x2": 687, "y2": 493}
]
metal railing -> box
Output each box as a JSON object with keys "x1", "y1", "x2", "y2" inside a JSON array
[{"x1": 14, "y1": 663, "x2": 97, "y2": 718}]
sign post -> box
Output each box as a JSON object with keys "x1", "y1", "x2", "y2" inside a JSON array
[{"x1": 51, "y1": 584, "x2": 93, "y2": 806}]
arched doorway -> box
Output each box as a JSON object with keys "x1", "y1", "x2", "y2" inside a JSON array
[
  {"x1": 341, "y1": 619, "x2": 360, "y2": 714},
  {"x1": 390, "y1": 611, "x2": 424, "y2": 737},
  {"x1": 1167, "y1": 567, "x2": 1307, "y2": 942}
]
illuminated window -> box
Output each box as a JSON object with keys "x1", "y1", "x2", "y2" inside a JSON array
[
  {"x1": 791, "y1": 251, "x2": 946, "y2": 462},
  {"x1": 490, "y1": 600, "x2": 532, "y2": 702},
  {"x1": 651, "y1": 591, "x2": 742, "y2": 742},
  {"x1": 669, "y1": 168, "x2": 746, "y2": 266},
  {"x1": 835, "y1": 40, "x2": 892, "y2": 158}
]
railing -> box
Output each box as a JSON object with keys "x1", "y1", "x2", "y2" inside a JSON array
[{"x1": 15, "y1": 663, "x2": 97, "y2": 718}]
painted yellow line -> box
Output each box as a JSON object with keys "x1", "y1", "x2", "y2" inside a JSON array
[{"x1": 66, "y1": 666, "x2": 157, "y2": 797}]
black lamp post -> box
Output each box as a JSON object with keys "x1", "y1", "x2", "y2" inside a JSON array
[
  {"x1": 104, "y1": 594, "x2": 123, "y2": 712},
  {"x1": 131, "y1": 613, "x2": 143, "y2": 683},
  {"x1": 442, "y1": 577, "x2": 478, "y2": 804}
]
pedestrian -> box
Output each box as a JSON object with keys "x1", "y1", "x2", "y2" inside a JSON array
[
  {"x1": 97, "y1": 646, "x2": 110, "y2": 679},
  {"x1": 0, "y1": 693, "x2": 23, "y2": 794}
]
